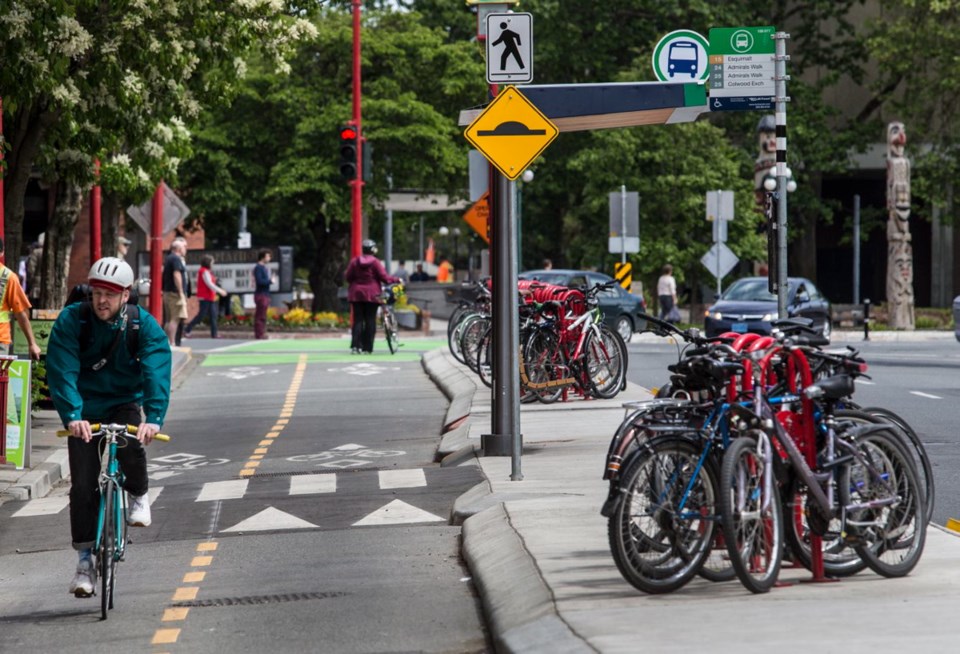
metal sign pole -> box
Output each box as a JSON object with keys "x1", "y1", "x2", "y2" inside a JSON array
[
  {"x1": 620, "y1": 185, "x2": 627, "y2": 265},
  {"x1": 774, "y1": 31, "x2": 790, "y2": 318}
]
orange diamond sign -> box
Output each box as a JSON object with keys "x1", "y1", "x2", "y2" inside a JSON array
[{"x1": 464, "y1": 86, "x2": 559, "y2": 181}]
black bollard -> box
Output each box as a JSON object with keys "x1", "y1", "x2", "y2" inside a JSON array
[{"x1": 863, "y1": 298, "x2": 871, "y2": 341}]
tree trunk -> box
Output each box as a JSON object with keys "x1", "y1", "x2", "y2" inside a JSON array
[
  {"x1": 41, "y1": 182, "x2": 85, "y2": 309},
  {"x1": 3, "y1": 101, "x2": 61, "y2": 266},
  {"x1": 309, "y1": 212, "x2": 350, "y2": 313}
]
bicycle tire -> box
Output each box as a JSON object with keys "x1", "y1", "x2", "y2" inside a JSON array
[
  {"x1": 849, "y1": 407, "x2": 934, "y2": 523},
  {"x1": 448, "y1": 312, "x2": 477, "y2": 364},
  {"x1": 843, "y1": 429, "x2": 926, "y2": 578},
  {"x1": 585, "y1": 326, "x2": 627, "y2": 399},
  {"x1": 100, "y1": 482, "x2": 117, "y2": 620},
  {"x1": 608, "y1": 436, "x2": 718, "y2": 594},
  {"x1": 383, "y1": 308, "x2": 399, "y2": 354},
  {"x1": 720, "y1": 433, "x2": 784, "y2": 594},
  {"x1": 522, "y1": 328, "x2": 565, "y2": 404},
  {"x1": 459, "y1": 315, "x2": 489, "y2": 373},
  {"x1": 476, "y1": 325, "x2": 493, "y2": 389}
]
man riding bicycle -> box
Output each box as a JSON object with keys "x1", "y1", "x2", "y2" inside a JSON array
[{"x1": 46, "y1": 257, "x2": 172, "y2": 598}]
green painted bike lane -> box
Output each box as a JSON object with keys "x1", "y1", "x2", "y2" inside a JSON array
[{"x1": 200, "y1": 336, "x2": 448, "y2": 367}]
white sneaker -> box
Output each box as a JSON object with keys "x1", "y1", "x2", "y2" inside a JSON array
[
  {"x1": 69, "y1": 558, "x2": 96, "y2": 598},
  {"x1": 128, "y1": 493, "x2": 152, "y2": 527}
]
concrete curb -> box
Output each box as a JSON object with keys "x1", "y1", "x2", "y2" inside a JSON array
[
  {"x1": 461, "y1": 504, "x2": 592, "y2": 654},
  {"x1": 423, "y1": 346, "x2": 592, "y2": 653}
]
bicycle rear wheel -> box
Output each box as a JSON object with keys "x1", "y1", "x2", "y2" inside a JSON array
[
  {"x1": 99, "y1": 482, "x2": 118, "y2": 620},
  {"x1": 720, "y1": 433, "x2": 783, "y2": 594},
  {"x1": 843, "y1": 429, "x2": 926, "y2": 578},
  {"x1": 383, "y1": 308, "x2": 399, "y2": 354},
  {"x1": 847, "y1": 407, "x2": 934, "y2": 524}
]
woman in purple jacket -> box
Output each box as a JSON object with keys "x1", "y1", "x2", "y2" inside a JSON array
[{"x1": 345, "y1": 240, "x2": 399, "y2": 354}]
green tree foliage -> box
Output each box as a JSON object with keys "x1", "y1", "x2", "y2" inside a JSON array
[
  {"x1": 0, "y1": 1, "x2": 315, "y2": 306},
  {"x1": 179, "y1": 8, "x2": 485, "y2": 311}
]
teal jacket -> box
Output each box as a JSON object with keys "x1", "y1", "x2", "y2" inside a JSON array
[{"x1": 47, "y1": 302, "x2": 172, "y2": 427}]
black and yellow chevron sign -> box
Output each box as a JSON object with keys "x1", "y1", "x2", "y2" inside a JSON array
[{"x1": 614, "y1": 262, "x2": 632, "y2": 290}]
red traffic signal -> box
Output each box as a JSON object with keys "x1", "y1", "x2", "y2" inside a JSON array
[{"x1": 339, "y1": 125, "x2": 358, "y2": 180}]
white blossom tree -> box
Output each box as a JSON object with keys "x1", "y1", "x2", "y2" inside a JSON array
[{"x1": 0, "y1": 0, "x2": 317, "y2": 306}]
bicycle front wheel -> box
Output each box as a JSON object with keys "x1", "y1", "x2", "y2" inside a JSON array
[
  {"x1": 383, "y1": 308, "x2": 399, "y2": 354},
  {"x1": 720, "y1": 433, "x2": 784, "y2": 594},
  {"x1": 608, "y1": 436, "x2": 718, "y2": 594},
  {"x1": 99, "y1": 482, "x2": 118, "y2": 620},
  {"x1": 585, "y1": 326, "x2": 627, "y2": 399}
]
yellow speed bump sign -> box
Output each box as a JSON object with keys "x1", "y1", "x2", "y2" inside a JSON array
[{"x1": 464, "y1": 86, "x2": 558, "y2": 181}]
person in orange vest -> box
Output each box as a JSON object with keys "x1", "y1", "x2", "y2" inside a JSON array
[
  {"x1": 436, "y1": 255, "x2": 454, "y2": 283},
  {"x1": 0, "y1": 238, "x2": 41, "y2": 360}
]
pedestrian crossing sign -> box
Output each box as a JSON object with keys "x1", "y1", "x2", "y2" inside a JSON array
[
  {"x1": 486, "y1": 12, "x2": 533, "y2": 84},
  {"x1": 464, "y1": 86, "x2": 558, "y2": 181}
]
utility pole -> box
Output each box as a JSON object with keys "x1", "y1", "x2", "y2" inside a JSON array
[{"x1": 350, "y1": 0, "x2": 363, "y2": 258}]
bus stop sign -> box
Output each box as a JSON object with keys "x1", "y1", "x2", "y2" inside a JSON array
[{"x1": 652, "y1": 30, "x2": 710, "y2": 82}]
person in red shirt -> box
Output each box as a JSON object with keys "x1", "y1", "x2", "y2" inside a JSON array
[
  {"x1": 345, "y1": 240, "x2": 398, "y2": 354},
  {"x1": 184, "y1": 255, "x2": 228, "y2": 338}
]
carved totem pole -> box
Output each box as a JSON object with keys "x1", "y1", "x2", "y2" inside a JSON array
[{"x1": 886, "y1": 122, "x2": 915, "y2": 329}]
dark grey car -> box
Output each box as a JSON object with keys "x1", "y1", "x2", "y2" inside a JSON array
[
  {"x1": 518, "y1": 269, "x2": 647, "y2": 342},
  {"x1": 703, "y1": 276, "x2": 832, "y2": 339}
]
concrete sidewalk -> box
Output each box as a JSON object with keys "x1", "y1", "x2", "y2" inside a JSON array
[{"x1": 423, "y1": 349, "x2": 960, "y2": 653}]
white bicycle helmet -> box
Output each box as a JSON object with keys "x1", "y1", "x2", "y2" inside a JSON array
[{"x1": 89, "y1": 257, "x2": 134, "y2": 292}]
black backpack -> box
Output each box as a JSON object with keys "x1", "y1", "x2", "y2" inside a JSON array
[{"x1": 68, "y1": 284, "x2": 141, "y2": 371}]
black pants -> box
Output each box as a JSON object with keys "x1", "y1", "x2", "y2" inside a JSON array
[
  {"x1": 351, "y1": 301, "x2": 379, "y2": 353},
  {"x1": 68, "y1": 403, "x2": 147, "y2": 551}
]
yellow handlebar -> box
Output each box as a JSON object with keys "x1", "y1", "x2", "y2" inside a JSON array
[{"x1": 56, "y1": 423, "x2": 170, "y2": 442}]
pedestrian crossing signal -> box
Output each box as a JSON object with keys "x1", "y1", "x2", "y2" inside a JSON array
[{"x1": 339, "y1": 125, "x2": 358, "y2": 180}]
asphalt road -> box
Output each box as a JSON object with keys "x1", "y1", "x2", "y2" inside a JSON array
[
  {"x1": 0, "y1": 336, "x2": 489, "y2": 653},
  {"x1": 625, "y1": 335, "x2": 960, "y2": 527}
]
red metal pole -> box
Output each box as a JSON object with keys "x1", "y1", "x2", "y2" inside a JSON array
[
  {"x1": 350, "y1": 0, "x2": 363, "y2": 258},
  {"x1": 149, "y1": 183, "x2": 164, "y2": 322},
  {"x1": 90, "y1": 158, "x2": 102, "y2": 263},
  {"x1": 0, "y1": 96, "x2": 5, "y2": 264}
]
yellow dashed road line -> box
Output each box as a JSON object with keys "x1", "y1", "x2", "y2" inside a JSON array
[{"x1": 151, "y1": 356, "x2": 307, "y2": 647}]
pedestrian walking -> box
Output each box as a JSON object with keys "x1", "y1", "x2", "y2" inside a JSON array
[
  {"x1": 161, "y1": 239, "x2": 188, "y2": 346},
  {"x1": 184, "y1": 255, "x2": 228, "y2": 338},
  {"x1": 253, "y1": 249, "x2": 273, "y2": 340},
  {"x1": 346, "y1": 240, "x2": 398, "y2": 354},
  {"x1": 657, "y1": 263, "x2": 679, "y2": 323},
  {"x1": 117, "y1": 236, "x2": 132, "y2": 260},
  {"x1": 410, "y1": 263, "x2": 430, "y2": 282}
]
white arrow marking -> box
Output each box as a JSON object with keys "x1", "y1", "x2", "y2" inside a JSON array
[
  {"x1": 909, "y1": 391, "x2": 942, "y2": 400},
  {"x1": 222, "y1": 507, "x2": 319, "y2": 533},
  {"x1": 352, "y1": 499, "x2": 445, "y2": 527}
]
